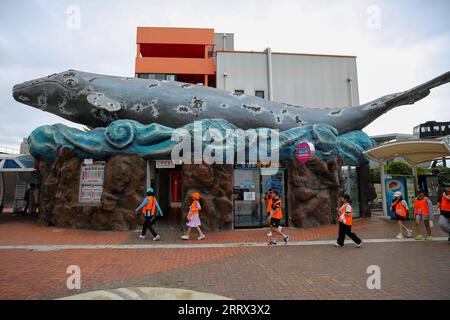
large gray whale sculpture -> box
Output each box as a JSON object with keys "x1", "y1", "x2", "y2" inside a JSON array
[{"x1": 12, "y1": 70, "x2": 450, "y2": 132}]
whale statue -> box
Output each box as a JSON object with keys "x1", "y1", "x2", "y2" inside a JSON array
[{"x1": 12, "y1": 69, "x2": 450, "y2": 133}]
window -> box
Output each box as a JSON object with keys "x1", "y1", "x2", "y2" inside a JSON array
[
  {"x1": 234, "y1": 90, "x2": 244, "y2": 96},
  {"x1": 433, "y1": 126, "x2": 440, "y2": 132},
  {"x1": 139, "y1": 74, "x2": 176, "y2": 81},
  {"x1": 421, "y1": 127, "x2": 426, "y2": 133},
  {"x1": 255, "y1": 90, "x2": 265, "y2": 99},
  {"x1": 442, "y1": 126, "x2": 446, "y2": 131}
]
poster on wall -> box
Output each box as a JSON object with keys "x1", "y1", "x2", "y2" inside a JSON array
[
  {"x1": 385, "y1": 177, "x2": 407, "y2": 218},
  {"x1": 79, "y1": 161, "x2": 105, "y2": 203}
]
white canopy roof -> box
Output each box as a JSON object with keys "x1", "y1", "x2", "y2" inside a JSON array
[
  {"x1": 0, "y1": 154, "x2": 36, "y2": 172},
  {"x1": 364, "y1": 139, "x2": 450, "y2": 165}
]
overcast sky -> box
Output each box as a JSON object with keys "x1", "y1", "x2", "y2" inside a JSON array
[{"x1": 0, "y1": 0, "x2": 449, "y2": 150}]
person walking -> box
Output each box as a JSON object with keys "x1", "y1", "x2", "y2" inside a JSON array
[
  {"x1": 264, "y1": 188, "x2": 274, "y2": 237},
  {"x1": 181, "y1": 192, "x2": 206, "y2": 240},
  {"x1": 334, "y1": 194, "x2": 362, "y2": 248},
  {"x1": 413, "y1": 189, "x2": 433, "y2": 240},
  {"x1": 135, "y1": 187, "x2": 163, "y2": 241},
  {"x1": 23, "y1": 183, "x2": 36, "y2": 216},
  {"x1": 437, "y1": 185, "x2": 450, "y2": 243},
  {"x1": 391, "y1": 191, "x2": 413, "y2": 239},
  {"x1": 267, "y1": 191, "x2": 289, "y2": 245}
]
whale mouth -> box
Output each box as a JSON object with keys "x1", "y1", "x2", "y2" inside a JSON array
[{"x1": 13, "y1": 80, "x2": 64, "y2": 93}]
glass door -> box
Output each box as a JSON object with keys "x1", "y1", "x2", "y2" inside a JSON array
[
  {"x1": 233, "y1": 169, "x2": 261, "y2": 228},
  {"x1": 261, "y1": 169, "x2": 286, "y2": 226}
]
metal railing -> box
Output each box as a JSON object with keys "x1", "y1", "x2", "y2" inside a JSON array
[{"x1": 0, "y1": 146, "x2": 20, "y2": 154}]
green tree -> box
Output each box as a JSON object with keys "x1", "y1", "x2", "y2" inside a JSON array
[
  {"x1": 386, "y1": 160, "x2": 412, "y2": 176},
  {"x1": 416, "y1": 166, "x2": 431, "y2": 176}
]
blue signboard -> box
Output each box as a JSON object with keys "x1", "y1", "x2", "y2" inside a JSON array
[{"x1": 385, "y1": 177, "x2": 407, "y2": 218}]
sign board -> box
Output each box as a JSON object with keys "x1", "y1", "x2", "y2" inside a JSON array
[
  {"x1": 156, "y1": 160, "x2": 176, "y2": 169},
  {"x1": 83, "y1": 158, "x2": 94, "y2": 165},
  {"x1": 295, "y1": 141, "x2": 315, "y2": 164},
  {"x1": 14, "y1": 181, "x2": 28, "y2": 211},
  {"x1": 235, "y1": 162, "x2": 287, "y2": 169},
  {"x1": 79, "y1": 161, "x2": 105, "y2": 203},
  {"x1": 243, "y1": 192, "x2": 256, "y2": 201}
]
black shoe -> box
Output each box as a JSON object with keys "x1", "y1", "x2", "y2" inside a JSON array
[
  {"x1": 283, "y1": 235, "x2": 289, "y2": 243},
  {"x1": 268, "y1": 240, "x2": 277, "y2": 246}
]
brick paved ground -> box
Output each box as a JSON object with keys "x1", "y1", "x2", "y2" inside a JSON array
[
  {"x1": 101, "y1": 241, "x2": 450, "y2": 300},
  {"x1": 0, "y1": 214, "x2": 449, "y2": 300}
]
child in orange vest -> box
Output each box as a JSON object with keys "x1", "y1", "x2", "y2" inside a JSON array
[
  {"x1": 334, "y1": 194, "x2": 362, "y2": 248},
  {"x1": 267, "y1": 191, "x2": 289, "y2": 245},
  {"x1": 135, "y1": 188, "x2": 163, "y2": 241},
  {"x1": 181, "y1": 192, "x2": 206, "y2": 240},
  {"x1": 413, "y1": 189, "x2": 433, "y2": 240},
  {"x1": 437, "y1": 185, "x2": 450, "y2": 243},
  {"x1": 391, "y1": 191, "x2": 412, "y2": 239},
  {"x1": 264, "y1": 189, "x2": 275, "y2": 237}
]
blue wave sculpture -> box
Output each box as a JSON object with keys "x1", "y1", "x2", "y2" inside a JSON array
[{"x1": 28, "y1": 119, "x2": 374, "y2": 165}]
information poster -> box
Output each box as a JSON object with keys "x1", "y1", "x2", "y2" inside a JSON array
[{"x1": 79, "y1": 161, "x2": 105, "y2": 203}]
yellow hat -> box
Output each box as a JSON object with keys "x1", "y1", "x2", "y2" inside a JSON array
[{"x1": 192, "y1": 192, "x2": 200, "y2": 199}]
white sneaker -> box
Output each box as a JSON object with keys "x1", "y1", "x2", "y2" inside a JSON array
[
  {"x1": 395, "y1": 233, "x2": 404, "y2": 239},
  {"x1": 268, "y1": 240, "x2": 277, "y2": 246},
  {"x1": 197, "y1": 234, "x2": 206, "y2": 240},
  {"x1": 266, "y1": 232, "x2": 272, "y2": 237},
  {"x1": 334, "y1": 243, "x2": 343, "y2": 247},
  {"x1": 153, "y1": 234, "x2": 160, "y2": 241},
  {"x1": 355, "y1": 241, "x2": 362, "y2": 248},
  {"x1": 139, "y1": 235, "x2": 146, "y2": 239},
  {"x1": 181, "y1": 235, "x2": 189, "y2": 240}
]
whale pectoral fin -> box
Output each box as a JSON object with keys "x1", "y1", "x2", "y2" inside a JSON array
[{"x1": 87, "y1": 92, "x2": 122, "y2": 112}]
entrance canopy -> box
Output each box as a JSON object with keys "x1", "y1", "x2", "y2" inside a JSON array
[
  {"x1": 364, "y1": 139, "x2": 450, "y2": 216},
  {"x1": 364, "y1": 139, "x2": 450, "y2": 165}
]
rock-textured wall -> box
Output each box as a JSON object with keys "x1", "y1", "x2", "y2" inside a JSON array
[
  {"x1": 288, "y1": 156, "x2": 345, "y2": 228},
  {"x1": 36, "y1": 148, "x2": 146, "y2": 230},
  {"x1": 181, "y1": 164, "x2": 233, "y2": 231}
]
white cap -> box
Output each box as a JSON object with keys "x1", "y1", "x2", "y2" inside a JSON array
[{"x1": 394, "y1": 191, "x2": 402, "y2": 198}]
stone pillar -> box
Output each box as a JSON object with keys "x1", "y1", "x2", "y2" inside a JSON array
[
  {"x1": 357, "y1": 164, "x2": 377, "y2": 217},
  {"x1": 34, "y1": 148, "x2": 146, "y2": 230},
  {"x1": 287, "y1": 156, "x2": 344, "y2": 228},
  {"x1": 181, "y1": 164, "x2": 233, "y2": 231}
]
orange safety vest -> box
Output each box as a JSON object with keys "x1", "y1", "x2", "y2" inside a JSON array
[
  {"x1": 142, "y1": 196, "x2": 156, "y2": 215},
  {"x1": 266, "y1": 196, "x2": 273, "y2": 213},
  {"x1": 190, "y1": 200, "x2": 200, "y2": 215},
  {"x1": 392, "y1": 200, "x2": 407, "y2": 217},
  {"x1": 339, "y1": 203, "x2": 353, "y2": 226},
  {"x1": 441, "y1": 194, "x2": 450, "y2": 211},
  {"x1": 413, "y1": 197, "x2": 430, "y2": 216},
  {"x1": 271, "y1": 199, "x2": 282, "y2": 219}
]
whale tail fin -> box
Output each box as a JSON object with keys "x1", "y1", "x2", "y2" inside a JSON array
[
  {"x1": 351, "y1": 70, "x2": 450, "y2": 131},
  {"x1": 381, "y1": 70, "x2": 450, "y2": 110}
]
